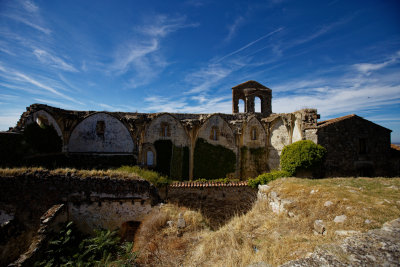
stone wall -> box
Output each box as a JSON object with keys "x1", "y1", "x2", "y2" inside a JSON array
[
  {"x1": 316, "y1": 115, "x2": 392, "y2": 177},
  {"x1": 0, "y1": 170, "x2": 161, "y2": 265},
  {"x1": 167, "y1": 182, "x2": 257, "y2": 228},
  {"x1": 68, "y1": 112, "x2": 134, "y2": 153}
]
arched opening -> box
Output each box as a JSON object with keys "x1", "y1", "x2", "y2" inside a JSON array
[
  {"x1": 146, "y1": 150, "x2": 154, "y2": 166},
  {"x1": 255, "y1": 97, "x2": 261, "y2": 113},
  {"x1": 238, "y1": 99, "x2": 245, "y2": 113},
  {"x1": 24, "y1": 113, "x2": 62, "y2": 153},
  {"x1": 120, "y1": 221, "x2": 141, "y2": 242}
]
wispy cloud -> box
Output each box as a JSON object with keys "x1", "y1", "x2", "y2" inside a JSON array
[
  {"x1": 215, "y1": 27, "x2": 284, "y2": 63},
  {"x1": 33, "y1": 49, "x2": 78, "y2": 72},
  {"x1": 353, "y1": 50, "x2": 400, "y2": 74},
  {"x1": 224, "y1": 16, "x2": 244, "y2": 43},
  {"x1": 1, "y1": 0, "x2": 51, "y2": 35},
  {"x1": 143, "y1": 94, "x2": 232, "y2": 114},
  {"x1": 0, "y1": 63, "x2": 82, "y2": 105},
  {"x1": 111, "y1": 14, "x2": 198, "y2": 87}
]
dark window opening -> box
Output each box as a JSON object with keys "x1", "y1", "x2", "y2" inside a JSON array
[
  {"x1": 251, "y1": 127, "x2": 257, "y2": 140},
  {"x1": 160, "y1": 123, "x2": 170, "y2": 137},
  {"x1": 210, "y1": 126, "x2": 219, "y2": 141},
  {"x1": 96, "y1": 121, "x2": 105, "y2": 136}
]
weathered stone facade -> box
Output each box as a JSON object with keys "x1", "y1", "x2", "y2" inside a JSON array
[{"x1": 7, "y1": 80, "x2": 397, "y2": 178}]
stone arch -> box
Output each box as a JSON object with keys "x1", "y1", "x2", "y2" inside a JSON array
[
  {"x1": 197, "y1": 114, "x2": 235, "y2": 151},
  {"x1": 143, "y1": 113, "x2": 189, "y2": 179},
  {"x1": 193, "y1": 114, "x2": 237, "y2": 179},
  {"x1": 241, "y1": 116, "x2": 268, "y2": 178},
  {"x1": 68, "y1": 112, "x2": 134, "y2": 153},
  {"x1": 268, "y1": 117, "x2": 290, "y2": 170},
  {"x1": 144, "y1": 113, "x2": 189, "y2": 146},
  {"x1": 32, "y1": 110, "x2": 63, "y2": 140},
  {"x1": 243, "y1": 116, "x2": 266, "y2": 148}
]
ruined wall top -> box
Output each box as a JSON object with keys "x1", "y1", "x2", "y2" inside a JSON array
[{"x1": 232, "y1": 80, "x2": 272, "y2": 116}]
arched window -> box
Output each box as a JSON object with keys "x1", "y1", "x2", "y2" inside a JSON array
[
  {"x1": 210, "y1": 126, "x2": 219, "y2": 141},
  {"x1": 238, "y1": 99, "x2": 245, "y2": 113},
  {"x1": 160, "y1": 122, "x2": 170, "y2": 137},
  {"x1": 255, "y1": 97, "x2": 261, "y2": 113},
  {"x1": 146, "y1": 150, "x2": 154, "y2": 166},
  {"x1": 251, "y1": 127, "x2": 257, "y2": 140}
]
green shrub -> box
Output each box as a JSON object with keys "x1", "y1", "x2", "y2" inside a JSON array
[
  {"x1": 280, "y1": 140, "x2": 326, "y2": 176},
  {"x1": 117, "y1": 165, "x2": 171, "y2": 187},
  {"x1": 248, "y1": 170, "x2": 290, "y2": 188},
  {"x1": 35, "y1": 221, "x2": 137, "y2": 267}
]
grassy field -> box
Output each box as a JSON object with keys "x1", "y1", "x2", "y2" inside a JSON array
[{"x1": 134, "y1": 177, "x2": 400, "y2": 266}]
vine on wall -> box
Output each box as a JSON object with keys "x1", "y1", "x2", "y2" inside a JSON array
[
  {"x1": 193, "y1": 138, "x2": 236, "y2": 179},
  {"x1": 154, "y1": 140, "x2": 189, "y2": 180}
]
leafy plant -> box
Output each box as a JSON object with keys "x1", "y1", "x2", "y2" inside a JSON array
[
  {"x1": 35, "y1": 222, "x2": 138, "y2": 267},
  {"x1": 280, "y1": 140, "x2": 327, "y2": 176},
  {"x1": 248, "y1": 170, "x2": 290, "y2": 188},
  {"x1": 117, "y1": 165, "x2": 171, "y2": 187},
  {"x1": 193, "y1": 138, "x2": 236, "y2": 179}
]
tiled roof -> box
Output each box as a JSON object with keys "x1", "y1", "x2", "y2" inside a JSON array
[
  {"x1": 317, "y1": 114, "x2": 357, "y2": 127},
  {"x1": 169, "y1": 181, "x2": 248, "y2": 188},
  {"x1": 317, "y1": 114, "x2": 392, "y2": 131},
  {"x1": 391, "y1": 144, "x2": 400, "y2": 151}
]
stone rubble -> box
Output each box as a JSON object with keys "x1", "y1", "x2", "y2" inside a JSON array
[
  {"x1": 281, "y1": 218, "x2": 400, "y2": 266},
  {"x1": 334, "y1": 215, "x2": 347, "y2": 223}
]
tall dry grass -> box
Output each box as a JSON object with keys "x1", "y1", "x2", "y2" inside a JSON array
[
  {"x1": 183, "y1": 177, "x2": 400, "y2": 266},
  {"x1": 133, "y1": 204, "x2": 210, "y2": 266}
]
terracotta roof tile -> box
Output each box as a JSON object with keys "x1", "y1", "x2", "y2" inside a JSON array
[
  {"x1": 317, "y1": 114, "x2": 392, "y2": 132},
  {"x1": 169, "y1": 181, "x2": 249, "y2": 188},
  {"x1": 317, "y1": 114, "x2": 356, "y2": 127},
  {"x1": 391, "y1": 144, "x2": 400, "y2": 151}
]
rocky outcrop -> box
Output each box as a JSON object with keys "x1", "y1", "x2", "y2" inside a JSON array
[{"x1": 282, "y1": 218, "x2": 400, "y2": 266}]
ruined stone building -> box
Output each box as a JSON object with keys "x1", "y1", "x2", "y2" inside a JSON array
[{"x1": 5, "y1": 80, "x2": 398, "y2": 178}]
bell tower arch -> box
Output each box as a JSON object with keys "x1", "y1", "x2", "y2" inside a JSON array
[{"x1": 232, "y1": 80, "x2": 272, "y2": 117}]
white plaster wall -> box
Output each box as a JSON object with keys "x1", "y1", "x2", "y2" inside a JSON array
[
  {"x1": 292, "y1": 119, "x2": 303, "y2": 143},
  {"x1": 268, "y1": 118, "x2": 290, "y2": 170},
  {"x1": 243, "y1": 117, "x2": 266, "y2": 148},
  {"x1": 197, "y1": 115, "x2": 236, "y2": 152},
  {"x1": 144, "y1": 114, "x2": 189, "y2": 146},
  {"x1": 68, "y1": 113, "x2": 134, "y2": 153},
  {"x1": 69, "y1": 200, "x2": 152, "y2": 234}
]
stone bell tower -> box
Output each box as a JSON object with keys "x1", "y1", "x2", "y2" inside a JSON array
[{"x1": 232, "y1": 80, "x2": 272, "y2": 117}]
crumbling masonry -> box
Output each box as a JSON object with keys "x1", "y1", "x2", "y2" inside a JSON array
[{"x1": 8, "y1": 80, "x2": 397, "y2": 177}]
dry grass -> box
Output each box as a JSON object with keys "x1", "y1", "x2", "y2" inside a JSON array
[
  {"x1": 132, "y1": 177, "x2": 400, "y2": 267},
  {"x1": 184, "y1": 177, "x2": 400, "y2": 266},
  {"x1": 0, "y1": 167, "x2": 142, "y2": 180},
  {"x1": 133, "y1": 203, "x2": 210, "y2": 266}
]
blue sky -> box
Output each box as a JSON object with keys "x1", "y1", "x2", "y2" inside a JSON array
[{"x1": 1, "y1": 0, "x2": 400, "y2": 142}]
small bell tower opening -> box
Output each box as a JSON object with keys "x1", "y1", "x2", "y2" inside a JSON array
[{"x1": 232, "y1": 80, "x2": 272, "y2": 117}]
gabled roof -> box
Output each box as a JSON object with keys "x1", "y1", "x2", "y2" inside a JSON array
[
  {"x1": 317, "y1": 114, "x2": 392, "y2": 132},
  {"x1": 232, "y1": 80, "x2": 271, "y2": 91}
]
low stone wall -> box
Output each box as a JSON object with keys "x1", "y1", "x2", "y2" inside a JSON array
[
  {"x1": 166, "y1": 182, "x2": 257, "y2": 228},
  {"x1": 0, "y1": 170, "x2": 161, "y2": 265}
]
